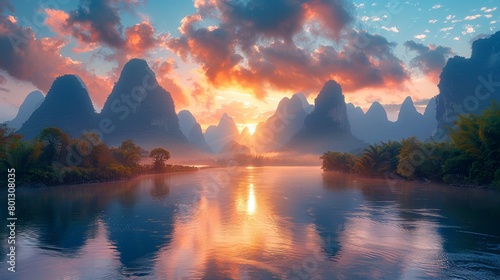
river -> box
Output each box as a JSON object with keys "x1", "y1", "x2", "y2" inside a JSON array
[{"x1": 1, "y1": 166, "x2": 499, "y2": 279}]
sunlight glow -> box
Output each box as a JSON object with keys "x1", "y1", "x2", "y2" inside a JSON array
[
  {"x1": 246, "y1": 124, "x2": 257, "y2": 135},
  {"x1": 247, "y1": 184, "x2": 256, "y2": 215}
]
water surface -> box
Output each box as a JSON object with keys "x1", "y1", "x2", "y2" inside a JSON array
[{"x1": 1, "y1": 166, "x2": 500, "y2": 279}]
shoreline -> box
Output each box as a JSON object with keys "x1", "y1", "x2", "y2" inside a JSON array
[{"x1": 322, "y1": 170, "x2": 498, "y2": 191}]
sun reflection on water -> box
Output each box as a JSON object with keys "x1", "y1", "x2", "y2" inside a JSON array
[{"x1": 247, "y1": 184, "x2": 256, "y2": 215}]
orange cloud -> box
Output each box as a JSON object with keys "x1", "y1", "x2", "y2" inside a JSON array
[
  {"x1": 168, "y1": 1, "x2": 408, "y2": 101},
  {"x1": 0, "y1": 15, "x2": 113, "y2": 106},
  {"x1": 150, "y1": 59, "x2": 189, "y2": 108}
]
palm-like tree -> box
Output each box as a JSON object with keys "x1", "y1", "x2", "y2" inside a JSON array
[{"x1": 354, "y1": 144, "x2": 390, "y2": 177}]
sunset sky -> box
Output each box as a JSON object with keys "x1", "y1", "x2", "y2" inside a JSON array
[{"x1": 0, "y1": 0, "x2": 499, "y2": 131}]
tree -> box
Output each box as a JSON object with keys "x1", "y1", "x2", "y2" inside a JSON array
[
  {"x1": 449, "y1": 102, "x2": 500, "y2": 184},
  {"x1": 5, "y1": 140, "x2": 43, "y2": 178},
  {"x1": 380, "y1": 141, "x2": 402, "y2": 172},
  {"x1": 320, "y1": 151, "x2": 356, "y2": 173},
  {"x1": 76, "y1": 132, "x2": 112, "y2": 169},
  {"x1": 0, "y1": 124, "x2": 22, "y2": 162},
  {"x1": 113, "y1": 139, "x2": 142, "y2": 168},
  {"x1": 38, "y1": 127, "x2": 69, "y2": 166},
  {"x1": 149, "y1": 148, "x2": 170, "y2": 172},
  {"x1": 353, "y1": 144, "x2": 389, "y2": 177}
]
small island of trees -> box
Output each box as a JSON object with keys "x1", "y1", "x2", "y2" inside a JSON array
[{"x1": 321, "y1": 102, "x2": 500, "y2": 189}]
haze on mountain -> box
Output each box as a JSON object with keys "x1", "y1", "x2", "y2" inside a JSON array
[
  {"x1": 286, "y1": 80, "x2": 365, "y2": 154},
  {"x1": 436, "y1": 31, "x2": 500, "y2": 134},
  {"x1": 347, "y1": 96, "x2": 437, "y2": 144},
  {"x1": 253, "y1": 93, "x2": 313, "y2": 152},
  {"x1": 17, "y1": 75, "x2": 98, "y2": 139},
  {"x1": 238, "y1": 126, "x2": 254, "y2": 150},
  {"x1": 5, "y1": 90, "x2": 44, "y2": 130},
  {"x1": 204, "y1": 113, "x2": 240, "y2": 153},
  {"x1": 178, "y1": 110, "x2": 213, "y2": 153}
]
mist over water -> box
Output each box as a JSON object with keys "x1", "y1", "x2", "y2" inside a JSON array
[{"x1": 1, "y1": 167, "x2": 499, "y2": 279}]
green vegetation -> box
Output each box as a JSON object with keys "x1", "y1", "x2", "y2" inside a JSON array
[
  {"x1": 321, "y1": 102, "x2": 500, "y2": 189},
  {"x1": 0, "y1": 126, "x2": 196, "y2": 187},
  {"x1": 150, "y1": 147, "x2": 171, "y2": 173}
]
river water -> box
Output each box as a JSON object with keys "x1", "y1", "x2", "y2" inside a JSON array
[{"x1": 1, "y1": 166, "x2": 499, "y2": 279}]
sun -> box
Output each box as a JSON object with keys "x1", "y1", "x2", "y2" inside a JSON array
[{"x1": 246, "y1": 123, "x2": 257, "y2": 135}]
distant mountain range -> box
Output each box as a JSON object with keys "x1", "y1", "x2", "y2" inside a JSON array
[
  {"x1": 7, "y1": 32, "x2": 500, "y2": 157},
  {"x1": 347, "y1": 96, "x2": 437, "y2": 144},
  {"x1": 178, "y1": 110, "x2": 212, "y2": 153},
  {"x1": 285, "y1": 80, "x2": 365, "y2": 153},
  {"x1": 4, "y1": 90, "x2": 44, "y2": 130},
  {"x1": 253, "y1": 93, "x2": 313, "y2": 152},
  {"x1": 204, "y1": 113, "x2": 240, "y2": 153},
  {"x1": 6, "y1": 71, "x2": 439, "y2": 156}
]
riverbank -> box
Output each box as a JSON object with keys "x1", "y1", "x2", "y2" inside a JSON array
[{"x1": 14, "y1": 164, "x2": 200, "y2": 189}]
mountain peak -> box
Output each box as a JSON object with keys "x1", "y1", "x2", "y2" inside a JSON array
[
  {"x1": 17, "y1": 75, "x2": 97, "y2": 139},
  {"x1": 424, "y1": 97, "x2": 437, "y2": 117},
  {"x1": 5, "y1": 90, "x2": 45, "y2": 130},
  {"x1": 205, "y1": 113, "x2": 240, "y2": 153},
  {"x1": 303, "y1": 80, "x2": 350, "y2": 133},
  {"x1": 25, "y1": 90, "x2": 44, "y2": 100},
  {"x1": 366, "y1": 101, "x2": 388, "y2": 121},
  {"x1": 122, "y1": 58, "x2": 151, "y2": 72},
  {"x1": 241, "y1": 126, "x2": 250, "y2": 137},
  {"x1": 44, "y1": 75, "x2": 95, "y2": 110},
  {"x1": 116, "y1": 58, "x2": 157, "y2": 86},
  {"x1": 100, "y1": 58, "x2": 185, "y2": 147},
  {"x1": 291, "y1": 93, "x2": 314, "y2": 113},
  {"x1": 398, "y1": 96, "x2": 418, "y2": 118},
  {"x1": 219, "y1": 113, "x2": 235, "y2": 126},
  {"x1": 178, "y1": 110, "x2": 197, "y2": 137}
]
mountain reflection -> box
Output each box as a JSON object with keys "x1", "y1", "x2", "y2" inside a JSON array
[{"x1": 1, "y1": 167, "x2": 500, "y2": 279}]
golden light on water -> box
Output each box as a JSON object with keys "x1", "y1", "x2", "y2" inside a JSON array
[{"x1": 247, "y1": 184, "x2": 256, "y2": 215}]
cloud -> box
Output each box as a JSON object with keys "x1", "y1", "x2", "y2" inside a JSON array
[
  {"x1": 404, "y1": 40, "x2": 454, "y2": 82},
  {"x1": 464, "y1": 14, "x2": 481, "y2": 20},
  {"x1": 0, "y1": 0, "x2": 14, "y2": 14},
  {"x1": 381, "y1": 26, "x2": 399, "y2": 33},
  {"x1": 0, "y1": 13, "x2": 113, "y2": 105},
  {"x1": 43, "y1": 0, "x2": 187, "y2": 105},
  {"x1": 428, "y1": 19, "x2": 438, "y2": 24},
  {"x1": 150, "y1": 58, "x2": 189, "y2": 108},
  {"x1": 462, "y1": 24, "x2": 475, "y2": 34},
  {"x1": 168, "y1": 0, "x2": 408, "y2": 100},
  {"x1": 480, "y1": 7, "x2": 497, "y2": 13},
  {"x1": 439, "y1": 26, "x2": 453, "y2": 32},
  {"x1": 45, "y1": 1, "x2": 168, "y2": 65},
  {"x1": 190, "y1": 81, "x2": 215, "y2": 109},
  {"x1": 431, "y1": 4, "x2": 442, "y2": 10},
  {"x1": 414, "y1": 34, "x2": 426, "y2": 40}
]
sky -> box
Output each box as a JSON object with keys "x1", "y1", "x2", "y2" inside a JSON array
[{"x1": 0, "y1": 0, "x2": 499, "y2": 132}]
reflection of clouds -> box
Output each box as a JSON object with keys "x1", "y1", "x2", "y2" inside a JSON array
[
  {"x1": 333, "y1": 206, "x2": 445, "y2": 279},
  {"x1": 153, "y1": 169, "x2": 316, "y2": 279}
]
